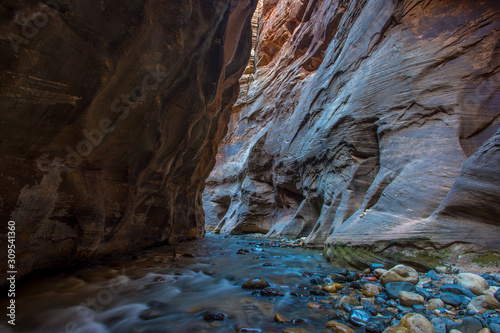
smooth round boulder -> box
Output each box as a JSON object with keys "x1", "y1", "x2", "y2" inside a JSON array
[
  {"x1": 380, "y1": 265, "x2": 419, "y2": 287},
  {"x1": 399, "y1": 313, "x2": 435, "y2": 333},
  {"x1": 467, "y1": 295, "x2": 500, "y2": 313},
  {"x1": 242, "y1": 278, "x2": 270, "y2": 289},
  {"x1": 363, "y1": 283, "x2": 383, "y2": 297},
  {"x1": 398, "y1": 291, "x2": 425, "y2": 307},
  {"x1": 426, "y1": 298, "x2": 445, "y2": 311},
  {"x1": 456, "y1": 273, "x2": 490, "y2": 296},
  {"x1": 327, "y1": 320, "x2": 355, "y2": 333},
  {"x1": 495, "y1": 288, "x2": 500, "y2": 302}
]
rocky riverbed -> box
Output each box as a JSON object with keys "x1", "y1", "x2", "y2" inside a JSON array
[{"x1": 1, "y1": 234, "x2": 498, "y2": 333}]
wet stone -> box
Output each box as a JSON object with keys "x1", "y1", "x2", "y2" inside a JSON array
[
  {"x1": 331, "y1": 273, "x2": 347, "y2": 283},
  {"x1": 440, "y1": 284, "x2": 476, "y2": 298},
  {"x1": 415, "y1": 287, "x2": 432, "y2": 300},
  {"x1": 379, "y1": 265, "x2": 419, "y2": 287},
  {"x1": 427, "y1": 298, "x2": 445, "y2": 311},
  {"x1": 310, "y1": 278, "x2": 325, "y2": 285},
  {"x1": 385, "y1": 282, "x2": 416, "y2": 299},
  {"x1": 398, "y1": 291, "x2": 425, "y2": 307},
  {"x1": 439, "y1": 292, "x2": 464, "y2": 307},
  {"x1": 347, "y1": 273, "x2": 361, "y2": 282},
  {"x1": 349, "y1": 309, "x2": 371, "y2": 326},
  {"x1": 446, "y1": 317, "x2": 484, "y2": 333},
  {"x1": 363, "y1": 301, "x2": 378, "y2": 316},
  {"x1": 467, "y1": 295, "x2": 500, "y2": 313},
  {"x1": 456, "y1": 273, "x2": 490, "y2": 296},
  {"x1": 242, "y1": 278, "x2": 270, "y2": 289},
  {"x1": 370, "y1": 264, "x2": 385, "y2": 272},
  {"x1": 254, "y1": 287, "x2": 284, "y2": 296},
  {"x1": 363, "y1": 284, "x2": 383, "y2": 297},
  {"x1": 366, "y1": 316, "x2": 391, "y2": 333},
  {"x1": 494, "y1": 289, "x2": 500, "y2": 302},
  {"x1": 327, "y1": 320, "x2": 355, "y2": 333},
  {"x1": 203, "y1": 312, "x2": 226, "y2": 322},
  {"x1": 399, "y1": 313, "x2": 435, "y2": 333},
  {"x1": 310, "y1": 289, "x2": 328, "y2": 296}
]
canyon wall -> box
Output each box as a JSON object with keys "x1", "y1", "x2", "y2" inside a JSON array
[
  {"x1": 204, "y1": 0, "x2": 500, "y2": 268},
  {"x1": 0, "y1": 0, "x2": 257, "y2": 281}
]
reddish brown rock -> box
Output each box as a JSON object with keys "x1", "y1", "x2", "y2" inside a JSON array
[
  {"x1": 203, "y1": 0, "x2": 500, "y2": 266},
  {"x1": 0, "y1": 0, "x2": 258, "y2": 282}
]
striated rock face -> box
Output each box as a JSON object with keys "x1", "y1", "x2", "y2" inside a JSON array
[
  {"x1": 204, "y1": 0, "x2": 500, "y2": 267},
  {"x1": 0, "y1": 0, "x2": 257, "y2": 281}
]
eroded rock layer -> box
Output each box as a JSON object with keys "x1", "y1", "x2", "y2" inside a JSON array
[
  {"x1": 204, "y1": 0, "x2": 500, "y2": 267},
  {"x1": 0, "y1": 0, "x2": 257, "y2": 281}
]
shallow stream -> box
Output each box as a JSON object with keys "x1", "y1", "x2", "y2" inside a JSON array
[{"x1": 2, "y1": 234, "x2": 345, "y2": 333}]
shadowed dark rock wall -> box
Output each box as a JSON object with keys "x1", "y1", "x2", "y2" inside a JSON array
[
  {"x1": 204, "y1": 0, "x2": 500, "y2": 268},
  {"x1": 0, "y1": 0, "x2": 257, "y2": 281}
]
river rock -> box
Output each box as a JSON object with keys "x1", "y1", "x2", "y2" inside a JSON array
[
  {"x1": 399, "y1": 313, "x2": 435, "y2": 333},
  {"x1": 446, "y1": 317, "x2": 484, "y2": 333},
  {"x1": 375, "y1": 269, "x2": 389, "y2": 278},
  {"x1": 385, "y1": 282, "x2": 416, "y2": 299},
  {"x1": 415, "y1": 287, "x2": 432, "y2": 301},
  {"x1": 478, "y1": 329, "x2": 492, "y2": 333},
  {"x1": 340, "y1": 296, "x2": 359, "y2": 308},
  {"x1": 495, "y1": 289, "x2": 500, "y2": 302},
  {"x1": 363, "y1": 284, "x2": 383, "y2": 297},
  {"x1": 325, "y1": 283, "x2": 343, "y2": 293},
  {"x1": 349, "y1": 309, "x2": 371, "y2": 326},
  {"x1": 382, "y1": 327, "x2": 410, "y2": 333},
  {"x1": 439, "y1": 292, "x2": 464, "y2": 307},
  {"x1": 327, "y1": 320, "x2": 355, "y2": 333},
  {"x1": 456, "y1": 273, "x2": 490, "y2": 296},
  {"x1": 275, "y1": 313, "x2": 288, "y2": 323},
  {"x1": 256, "y1": 287, "x2": 284, "y2": 296},
  {"x1": 467, "y1": 295, "x2": 500, "y2": 313},
  {"x1": 440, "y1": 284, "x2": 476, "y2": 298},
  {"x1": 366, "y1": 316, "x2": 392, "y2": 333},
  {"x1": 242, "y1": 278, "x2": 270, "y2": 289},
  {"x1": 371, "y1": 264, "x2": 386, "y2": 272},
  {"x1": 380, "y1": 266, "x2": 419, "y2": 287},
  {"x1": 427, "y1": 298, "x2": 445, "y2": 311},
  {"x1": 398, "y1": 291, "x2": 425, "y2": 307},
  {"x1": 203, "y1": 312, "x2": 226, "y2": 322}
]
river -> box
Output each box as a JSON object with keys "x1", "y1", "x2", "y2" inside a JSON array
[{"x1": 2, "y1": 234, "x2": 345, "y2": 333}]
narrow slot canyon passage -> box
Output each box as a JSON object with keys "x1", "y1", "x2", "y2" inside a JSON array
[{"x1": 1, "y1": 0, "x2": 500, "y2": 332}]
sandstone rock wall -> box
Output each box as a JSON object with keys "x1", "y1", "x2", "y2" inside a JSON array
[
  {"x1": 204, "y1": 0, "x2": 500, "y2": 267},
  {"x1": 0, "y1": 0, "x2": 257, "y2": 281}
]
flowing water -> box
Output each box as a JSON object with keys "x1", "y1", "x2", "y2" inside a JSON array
[{"x1": 2, "y1": 234, "x2": 345, "y2": 333}]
